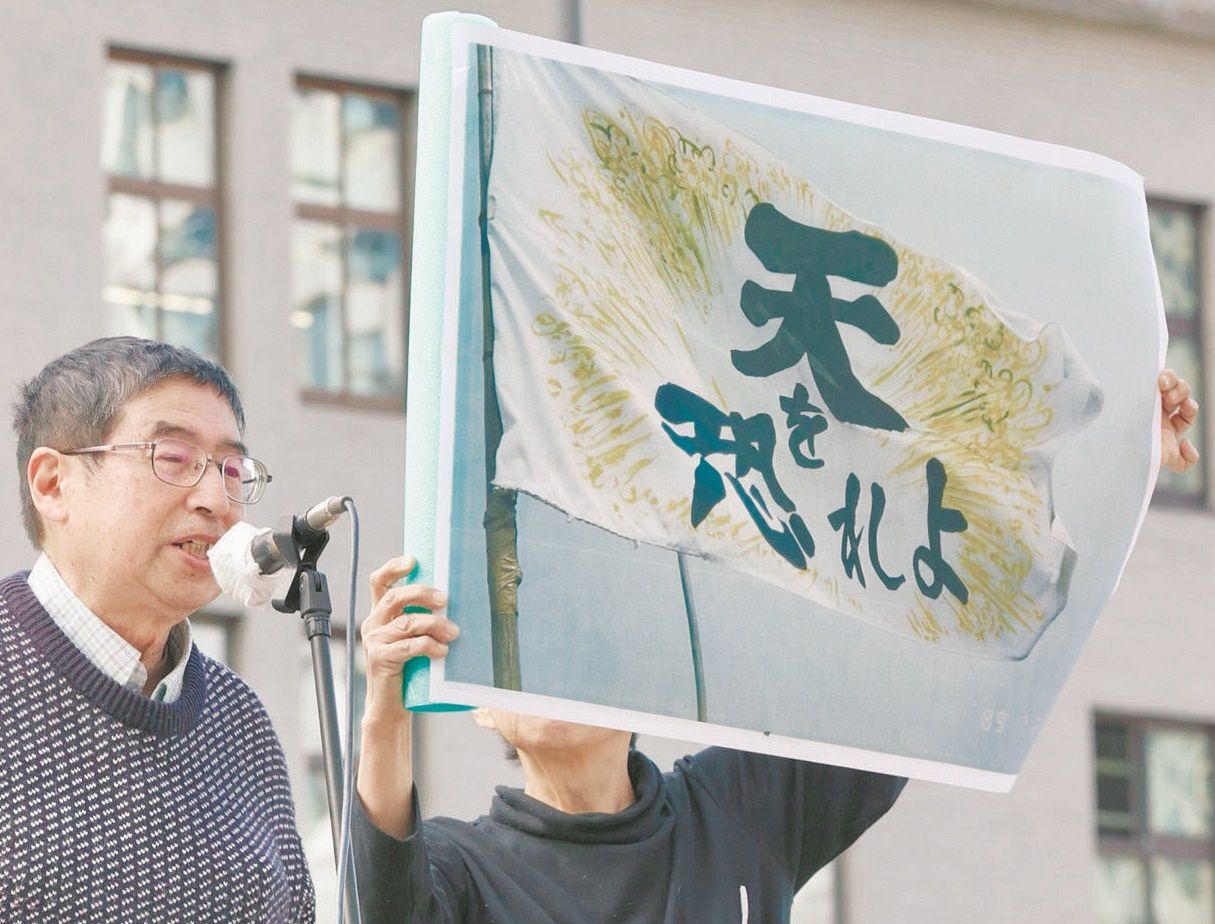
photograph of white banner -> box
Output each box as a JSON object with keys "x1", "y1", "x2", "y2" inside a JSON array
[{"x1": 415, "y1": 20, "x2": 1164, "y2": 790}]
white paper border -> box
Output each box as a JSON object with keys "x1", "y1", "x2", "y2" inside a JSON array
[
  {"x1": 452, "y1": 22, "x2": 1141, "y2": 189},
  {"x1": 441, "y1": 679, "x2": 1015, "y2": 792}
]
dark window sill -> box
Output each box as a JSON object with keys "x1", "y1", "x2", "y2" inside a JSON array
[{"x1": 299, "y1": 387, "x2": 404, "y2": 414}]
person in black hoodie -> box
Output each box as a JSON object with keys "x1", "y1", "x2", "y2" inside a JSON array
[{"x1": 352, "y1": 370, "x2": 1199, "y2": 924}]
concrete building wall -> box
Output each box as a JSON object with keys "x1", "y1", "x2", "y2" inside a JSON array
[{"x1": 0, "y1": 1, "x2": 1211, "y2": 921}]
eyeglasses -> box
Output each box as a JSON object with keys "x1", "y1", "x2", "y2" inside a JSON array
[{"x1": 61, "y1": 438, "x2": 273, "y2": 504}]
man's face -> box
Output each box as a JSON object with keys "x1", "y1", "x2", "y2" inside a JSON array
[{"x1": 52, "y1": 377, "x2": 245, "y2": 628}]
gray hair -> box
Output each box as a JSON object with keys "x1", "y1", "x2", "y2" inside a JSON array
[{"x1": 13, "y1": 336, "x2": 245, "y2": 547}]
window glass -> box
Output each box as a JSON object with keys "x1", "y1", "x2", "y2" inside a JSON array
[
  {"x1": 1097, "y1": 773, "x2": 1135, "y2": 835},
  {"x1": 1095, "y1": 854, "x2": 1147, "y2": 924},
  {"x1": 291, "y1": 80, "x2": 410, "y2": 402},
  {"x1": 102, "y1": 193, "x2": 158, "y2": 338},
  {"x1": 292, "y1": 221, "x2": 345, "y2": 391},
  {"x1": 1147, "y1": 202, "x2": 1205, "y2": 503},
  {"x1": 101, "y1": 61, "x2": 154, "y2": 179},
  {"x1": 1149, "y1": 207, "x2": 1200, "y2": 322},
  {"x1": 1151, "y1": 858, "x2": 1214, "y2": 924},
  {"x1": 159, "y1": 200, "x2": 218, "y2": 357},
  {"x1": 292, "y1": 88, "x2": 341, "y2": 206},
  {"x1": 1098, "y1": 722, "x2": 1131, "y2": 761},
  {"x1": 101, "y1": 53, "x2": 222, "y2": 360},
  {"x1": 1097, "y1": 721, "x2": 1136, "y2": 836},
  {"x1": 1097, "y1": 720, "x2": 1215, "y2": 924},
  {"x1": 343, "y1": 93, "x2": 402, "y2": 212},
  {"x1": 346, "y1": 228, "x2": 404, "y2": 395},
  {"x1": 1146, "y1": 728, "x2": 1212, "y2": 839},
  {"x1": 157, "y1": 68, "x2": 215, "y2": 186}
]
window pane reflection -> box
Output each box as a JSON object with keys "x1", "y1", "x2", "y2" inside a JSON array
[
  {"x1": 1096, "y1": 855, "x2": 1147, "y2": 924},
  {"x1": 102, "y1": 193, "x2": 157, "y2": 339},
  {"x1": 1152, "y1": 858, "x2": 1214, "y2": 924},
  {"x1": 160, "y1": 200, "x2": 219, "y2": 358},
  {"x1": 1098, "y1": 723, "x2": 1131, "y2": 761},
  {"x1": 101, "y1": 61, "x2": 154, "y2": 179},
  {"x1": 343, "y1": 93, "x2": 401, "y2": 212},
  {"x1": 102, "y1": 53, "x2": 223, "y2": 360},
  {"x1": 292, "y1": 221, "x2": 344, "y2": 391},
  {"x1": 1147, "y1": 202, "x2": 1205, "y2": 503},
  {"x1": 346, "y1": 228, "x2": 404, "y2": 395},
  {"x1": 292, "y1": 89, "x2": 341, "y2": 207},
  {"x1": 292, "y1": 80, "x2": 409, "y2": 400},
  {"x1": 157, "y1": 68, "x2": 215, "y2": 186},
  {"x1": 104, "y1": 193, "x2": 157, "y2": 290},
  {"x1": 1097, "y1": 720, "x2": 1137, "y2": 834},
  {"x1": 1149, "y1": 207, "x2": 1200, "y2": 322},
  {"x1": 1146, "y1": 728, "x2": 1212, "y2": 838}
]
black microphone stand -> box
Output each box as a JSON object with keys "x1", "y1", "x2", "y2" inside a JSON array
[{"x1": 269, "y1": 516, "x2": 361, "y2": 924}]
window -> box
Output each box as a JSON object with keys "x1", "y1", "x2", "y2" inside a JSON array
[
  {"x1": 290, "y1": 78, "x2": 413, "y2": 407},
  {"x1": 1095, "y1": 716, "x2": 1215, "y2": 923},
  {"x1": 1149, "y1": 201, "x2": 1206, "y2": 504},
  {"x1": 101, "y1": 50, "x2": 223, "y2": 360}
]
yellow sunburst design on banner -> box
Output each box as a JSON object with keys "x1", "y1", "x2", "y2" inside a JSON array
[{"x1": 504, "y1": 99, "x2": 1099, "y2": 654}]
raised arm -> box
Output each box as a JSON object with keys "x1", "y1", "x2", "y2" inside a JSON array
[{"x1": 356, "y1": 556, "x2": 456, "y2": 839}]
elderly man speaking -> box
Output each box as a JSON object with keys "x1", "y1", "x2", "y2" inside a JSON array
[{"x1": 0, "y1": 337, "x2": 314, "y2": 922}]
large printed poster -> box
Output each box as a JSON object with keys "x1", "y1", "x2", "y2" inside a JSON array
[{"x1": 416, "y1": 21, "x2": 1164, "y2": 790}]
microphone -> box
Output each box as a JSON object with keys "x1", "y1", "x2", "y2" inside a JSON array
[
  {"x1": 251, "y1": 496, "x2": 347, "y2": 575},
  {"x1": 209, "y1": 497, "x2": 348, "y2": 607},
  {"x1": 302, "y1": 495, "x2": 347, "y2": 532}
]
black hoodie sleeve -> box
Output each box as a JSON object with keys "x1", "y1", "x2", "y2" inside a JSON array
[
  {"x1": 681, "y1": 747, "x2": 907, "y2": 889},
  {"x1": 351, "y1": 788, "x2": 468, "y2": 924}
]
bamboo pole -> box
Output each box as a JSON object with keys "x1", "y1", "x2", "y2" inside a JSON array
[{"x1": 477, "y1": 44, "x2": 522, "y2": 692}]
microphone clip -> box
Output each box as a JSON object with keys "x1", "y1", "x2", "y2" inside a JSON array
[{"x1": 269, "y1": 514, "x2": 332, "y2": 616}]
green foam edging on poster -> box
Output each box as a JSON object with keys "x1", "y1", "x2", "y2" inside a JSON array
[{"x1": 403, "y1": 10, "x2": 494, "y2": 713}]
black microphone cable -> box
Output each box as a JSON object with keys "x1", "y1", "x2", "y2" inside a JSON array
[{"x1": 336, "y1": 496, "x2": 361, "y2": 924}]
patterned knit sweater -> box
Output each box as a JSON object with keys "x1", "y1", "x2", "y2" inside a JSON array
[{"x1": 0, "y1": 572, "x2": 315, "y2": 923}]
